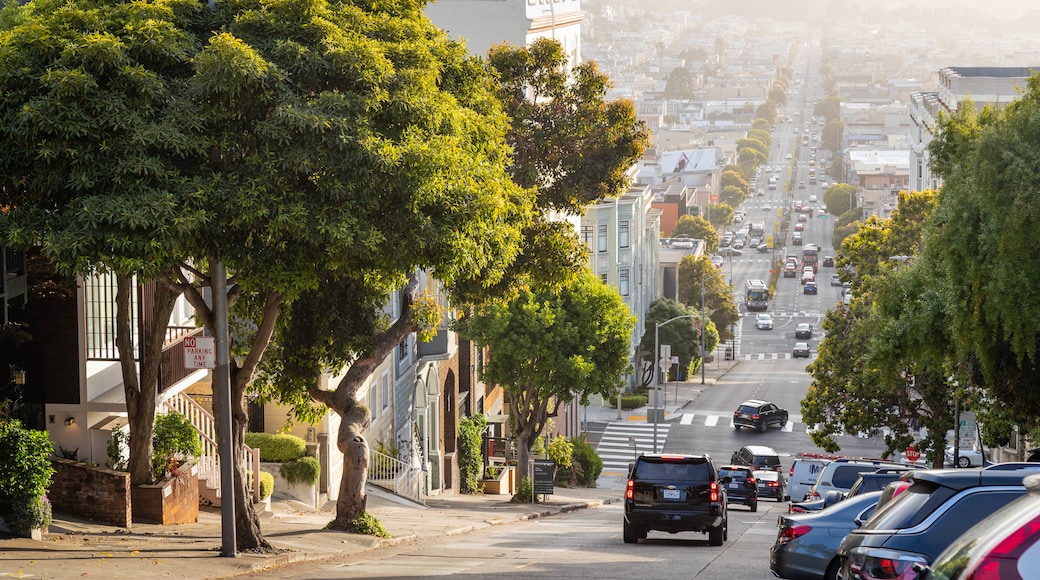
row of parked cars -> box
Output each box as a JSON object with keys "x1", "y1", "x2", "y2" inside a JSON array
[{"x1": 771, "y1": 455, "x2": 1040, "y2": 580}]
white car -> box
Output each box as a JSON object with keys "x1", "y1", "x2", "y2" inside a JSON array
[
  {"x1": 755, "y1": 314, "x2": 774, "y2": 330},
  {"x1": 945, "y1": 446, "x2": 986, "y2": 468}
]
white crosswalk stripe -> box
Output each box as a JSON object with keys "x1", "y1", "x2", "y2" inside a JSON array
[
  {"x1": 742, "y1": 352, "x2": 815, "y2": 360},
  {"x1": 676, "y1": 412, "x2": 807, "y2": 432},
  {"x1": 596, "y1": 422, "x2": 671, "y2": 474}
]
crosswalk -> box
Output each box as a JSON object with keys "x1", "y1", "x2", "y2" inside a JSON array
[
  {"x1": 741, "y1": 352, "x2": 816, "y2": 360},
  {"x1": 597, "y1": 422, "x2": 671, "y2": 475}
]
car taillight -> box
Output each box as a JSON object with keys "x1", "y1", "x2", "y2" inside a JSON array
[
  {"x1": 748, "y1": 477, "x2": 756, "y2": 484},
  {"x1": 626, "y1": 479, "x2": 634, "y2": 500},
  {"x1": 810, "y1": 490, "x2": 820, "y2": 499},
  {"x1": 777, "y1": 524, "x2": 811, "y2": 545},
  {"x1": 847, "y1": 547, "x2": 928, "y2": 580},
  {"x1": 966, "y1": 513, "x2": 1040, "y2": 580},
  {"x1": 768, "y1": 481, "x2": 779, "y2": 487},
  {"x1": 751, "y1": 414, "x2": 761, "y2": 420},
  {"x1": 788, "y1": 465, "x2": 794, "y2": 477},
  {"x1": 710, "y1": 480, "x2": 719, "y2": 502}
]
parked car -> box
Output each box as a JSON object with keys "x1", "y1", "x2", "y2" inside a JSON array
[
  {"x1": 791, "y1": 467, "x2": 914, "y2": 513},
  {"x1": 792, "y1": 342, "x2": 811, "y2": 358},
  {"x1": 944, "y1": 445, "x2": 986, "y2": 468},
  {"x1": 756, "y1": 313, "x2": 774, "y2": 330},
  {"x1": 795, "y1": 323, "x2": 813, "y2": 339},
  {"x1": 919, "y1": 472, "x2": 1040, "y2": 580},
  {"x1": 771, "y1": 491, "x2": 883, "y2": 580},
  {"x1": 837, "y1": 464, "x2": 1040, "y2": 579},
  {"x1": 789, "y1": 456, "x2": 832, "y2": 503},
  {"x1": 732, "y1": 400, "x2": 789, "y2": 433},
  {"x1": 623, "y1": 453, "x2": 728, "y2": 545},
  {"x1": 803, "y1": 281, "x2": 817, "y2": 295},
  {"x1": 804, "y1": 458, "x2": 906, "y2": 502},
  {"x1": 754, "y1": 470, "x2": 788, "y2": 502},
  {"x1": 719, "y1": 465, "x2": 759, "y2": 511},
  {"x1": 730, "y1": 444, "x2": 783, "y2": 472}
]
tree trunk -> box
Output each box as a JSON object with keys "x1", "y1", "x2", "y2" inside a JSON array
[
  {"x1": 229, "y1": 366, "x2": 271, "y2": 551},
  {"x1": 116, "y1": 274, "x2": 180, "y2": 486},
  {"x1": 329, "y1": 398, "x2": 371, "y2": 528}
]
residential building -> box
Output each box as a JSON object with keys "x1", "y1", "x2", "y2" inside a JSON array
[{"x1": 426, "y1": 0, "x2": 583, "y2": 63}]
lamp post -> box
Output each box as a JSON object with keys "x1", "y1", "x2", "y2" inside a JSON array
[{"x1": 653, "y1": 313, "x2": 701, "y2": 452}]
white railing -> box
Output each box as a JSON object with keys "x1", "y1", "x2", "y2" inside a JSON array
[
  {"x1": 369, "y1": 449, "x2": 425, "y2": 505},
  {"x1": 163, "y1": 393, "x2": 260, "y2": 503}
]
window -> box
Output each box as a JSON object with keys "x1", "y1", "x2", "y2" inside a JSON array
[
  {"x1": 600, "y1": 273, "x2": 608, "y2": 283},
  {"x1": 598, "y1": 224, "x2": 607, "y2": 253},
  {"x1": 619, "y1": 268, "x2": 630, "y2": 296},
  {"x1": 580, "y1": 224, "x2": 593, "y2": 247},
  {"x1": 369, "y1": 382, "x2": 378, "y2": 420},
  {"x1": 619, "y1": 220, "x2": 630, "y2": 248},
  {"x1": 381, "y1": 372, "x2": 390, "y2": 410}
]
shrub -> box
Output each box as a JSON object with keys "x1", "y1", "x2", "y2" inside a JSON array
[
  {"x1": 244, "y1": 432, "x2": 307, "y2": 462},
  {"x1": 545, "y1": 435, "x2": 573, "y2": 470},
  {"x1": 279, "y1": 456, "x2": 320, "y2": 486},
  {"x1": 457, "y1": 414, "x2": 486, "y2": 494},
  {"x1": 620, "y1": 394, "x2": 648, "y2": 410},
  {"x1": 8, "y1": 494, "x2": 52, "y2": 532},
  {"x1": 152, "y1": 412, "x2": 202, "y2": 480},
  {"x1": 0, "y1": 419, "x2": 54, "y2": 528},
  {"x1": 570, "y1": 437, "x2": 603, "y2": 487},
  {"x1": 331, "y1": 510, "x2": 390, "y2": 538},
  {"x1": 106, "y1": 428, "x2": 129, "y2": 471},
  {"x1": 258, "y1": 471, "x2": 274, "y2": 500},
  {"x1": 511, "y1": 475, "x2": 537, "y2": 503}
]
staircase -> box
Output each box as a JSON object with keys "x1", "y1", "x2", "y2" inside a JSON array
[
  {"x1": 369, "y1": 448, "x2": 426, "y2": 505},
  {"x1": 162, "y1": 393, "x2": 260, "y2": 506}
]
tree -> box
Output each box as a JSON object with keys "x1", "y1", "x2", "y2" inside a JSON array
[
  {"x1": 756, "y1": 101, "x2": 777, "y2": 122},
  {"x1": 737, "y1": 138, "x2": 768, "y2": 158},
  {"x1": 748, "y1": 129, "x2": 772, "y2": 149},
  {"x1": 664, "y1": 66, "x2": 696, "y2": 99},
  {"x1": 455, "y1": 272, "x2": 635, "y2": 482},
  {"x1": 925, "y1": 74, "x2": 1040, "y2": 420},
  {"x1": 671, "y1": 215, "x2": 719, "y2": 252},
  {"x1": 721, "y1": 168, "x2": 749, "y2": 193},
  {"x1": 821, "y1": 119, "x2": 844, "y2": 152},
  {"x1": 0, "y1": 0, "x2": 535, "y2": 551},
  {"x1": 254, "y1": 36, "x2": 648, "y2": 530},
  {"x1": 677, "y1": 255, "x2": 739, "y2": 341},
  {"x1": 707, "y1": 204, "x2": 734, "y2": 228},
  {"x1": 769, "y1": 87, "x2": 788, "y2": 107},
  {"x1": 636, "y1": 298, "x2": 717, "y2": 386},
  {"x1": 719, "y1": 185, "x2": 747, "y2": 209},
  {"x1": 814, "y1": 96, "x2": 843, "y2": 122},
  {"x1": 752, "y1": 118, "x2": 772, "y2": 132},
  {"x1": 823, "y1": 183, "x2": 857, "y2": 216}
]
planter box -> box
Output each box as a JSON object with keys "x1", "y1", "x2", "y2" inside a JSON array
[
  {"x1": 481, "y1": 466, "x2": 515, "y2": 495},
  {"x1": 0, "y1": 516, "x2": 43, "y2": 540},
  {"x1": 260, "y1": 462, "x2": 322, "y2": 508},
  {"x1": 131, "y1": 462, "x2": 199, "y2": 525}
]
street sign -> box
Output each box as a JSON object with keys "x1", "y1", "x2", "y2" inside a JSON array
[
  {"x1": 533, "y1": 459, "x2": 555, "y2": 495},
  {"x1": 183, "y1": 336, "x2": 215, "y2": 370},
  {"x1": 905, "y1": 445, "x2": 921, "y2": 462}
]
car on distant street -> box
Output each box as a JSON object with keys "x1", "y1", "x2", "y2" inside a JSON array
[
  {"x1": 730, "y1": 444, "x2": 783, "y2": 471},
  {"x1": 732, "y1": 400, "x2": 789, "y2": 433},
  {"x1": 822, "y1": 256, "x2": 834, "y2": 267},
  {"x1": 945, "y1": 446, "x2": 987, "y2": 468},
  {"x1": 786, "y1": 153, "x2": 793, "y2": 159},
  {"x1": 784, "y1": 263, "x2": 798, "y2": 278},
  {"x1": 711, "y1": 255, "x2": 725, "y2": 269},
  {"x1": 800, "y1": 270, "x2": 814, "y2": 285},
  {"x1": 795, "y1": 323, "x2": 813, "y2": 338},
  {"x1": 793, "y1": 232, "x2": 804, "y2": 245},
  {"x1": 771, "y1": 491, "x2": 883, "y2": 580},
  {"x1": 717, "y1": 247, "x2": 742, "y2": 257},
  {"x1": 757, "y1": 188, "x2": 765, "y2": 196},
  {"x1": 797, "y1": 213, "x2": 808, "y2": 222},
  {"x1": 798, "y1": 181, "x2": 806, "y2": 189},
  {"x1": 830, "y1": 274, "x2": 842, "y2": 286},
  {"x1": 756, "y1": 243, "x2": 770, "y2": 253},
  {"x1": 763, "y1": 204, "x2": 772, "y2": 211},
  {"x1": 718, "y1": 465, "x2": 759, "y2": 512},
  {"x1": 755, "y1": 314, "x2": 774, "y2": 330},
  {"x1": 792, "y1": 342, "x2": 811, "y2": 358},
  {"x1": 754, "y1": 470, "x2": 788, "y2": 502},
  {"x1": 803, "y1": 281, "x2": 817, "y2": 295}
]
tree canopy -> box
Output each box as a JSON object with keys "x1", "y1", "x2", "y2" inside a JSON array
[
  {"x1": 677, "y1": 255, "x2": 738, "y2": 341},
  {"x1": 671, "y1": 215, "x2": 719, "y2": 252},
  {"x1": 637, "y1": 298, "x2": 717, "y2": 385},
  {"x1": 663, "y1": 66, "x2": 696, "y2": 99}
]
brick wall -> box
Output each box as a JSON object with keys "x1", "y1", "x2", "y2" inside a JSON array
[
  {"x1": 130, "y1": 463, "x2": 199, "y2": 525},
  {"x1": 49, "y1": 458, "x2": 131, "y2": 528}
]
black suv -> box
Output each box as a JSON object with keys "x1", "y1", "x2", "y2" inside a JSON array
[
  {"x1": 730, "y1": 444, "x2": 783, "y2": 472},
  {"x1": 718, "y1": 465, "x2": 759, "y2": 512},
  {"x1": 837, "y1": 463, "x2": 1040, "y2": 579},
  {"x1": 732, "y1": 400, "x2": 789, "y2": 432},
  {"x1": 624, "y1": 454, "x2": 728, "y2": 546}
]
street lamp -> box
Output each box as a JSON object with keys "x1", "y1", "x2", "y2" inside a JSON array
[{"x1": 653, "y1": 312, "x2": 701, "y2": 453}]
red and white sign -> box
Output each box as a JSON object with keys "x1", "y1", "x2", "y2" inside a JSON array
[
  {"x1": 183, "y1": 336, "x2": 216, "y2": 370},
  {"x1": 905, "y1": 445, "x2": 921, "y2": 462}
]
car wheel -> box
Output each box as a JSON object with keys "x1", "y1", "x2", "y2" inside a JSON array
[
  {"x1": 824, "y1": 557, "x2": 842, "y2": 580},
  {"x1": 623, "y1": 520, "x2": 640, "y2": 544},
  {"x1": 733, "y1": 424, "x2": 741, "y2": 430},
  {"x1": 708, "y1": 522, "x2": 724, "y2": 546},
  {"x1": 750, "y1": 501, "x2": 758, "y2": 513},
  {"x1": 958, "y1": 456, "x2": 972, "y2": 468},
  {"x1": 759, "y1": 422, "x2": 767, "y2": 433}
]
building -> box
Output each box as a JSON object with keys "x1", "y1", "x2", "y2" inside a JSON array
[{"x1": 426, "y1": 0, "x2": 583, "y2": 63}]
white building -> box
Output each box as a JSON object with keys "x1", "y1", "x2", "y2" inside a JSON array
[{"x1": 425, "y1": 0, "x2": 583, "y2": 63}]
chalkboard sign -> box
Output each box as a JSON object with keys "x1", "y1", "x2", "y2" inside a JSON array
[{"x1": 533, "y1": 459, "x2": 556, "y2": 495}]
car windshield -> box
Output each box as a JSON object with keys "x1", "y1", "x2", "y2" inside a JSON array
[
  {"x1": 755, "y1": 471, "x2": 779, "y2": 482},
  {"x1": 737, "y1": 405, "x2": 759, "y2": 415}
]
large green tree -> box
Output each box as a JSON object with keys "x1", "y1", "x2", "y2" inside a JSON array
[
  {"x1": 676, "y1": 255, "x2": 738, "y2": 341},
  {"x1": 926, "y1": 76, "x2": 1040, "y2": 425},
  {"x1": 663, "y1": 66, "x2": 696, "y2": 99},
  {"x1": 0, "y1": 0, "x2": 533, "y2": 550},
  {"x1": 455, "y1": 271, "x2": 635, "y2": 481},
  {"x1": 636, "y1": 298, "x2": 718, "y2": 387},
  {"x1": 671, "y1": 215, "x2": 719, "y2": 252}
]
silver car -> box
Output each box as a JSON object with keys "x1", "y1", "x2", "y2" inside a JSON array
[{"x1": 770, "y1": 491, "x2": 882, "y2": 580}]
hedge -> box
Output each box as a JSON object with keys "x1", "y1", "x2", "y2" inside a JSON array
[{"x1": 244, "y1": 432, "x2": 307, "y2": 462}]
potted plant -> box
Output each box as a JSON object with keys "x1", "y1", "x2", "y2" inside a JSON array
[{"x1": 130, "y1": 411, "x2": 202, "y2": 525}]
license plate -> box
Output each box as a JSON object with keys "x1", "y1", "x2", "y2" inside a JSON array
[
  {"x1": 663, "y1": 489, "x2": 680, "y2": 500},
  {"x1": 729, "y1": 483, "x2": 739, "y2": 489}
]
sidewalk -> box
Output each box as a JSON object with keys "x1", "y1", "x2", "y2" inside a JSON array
[{"x1": 0, "y1": 359, "x2": 739, "y2": 580}]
